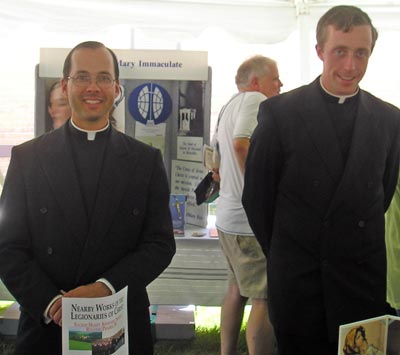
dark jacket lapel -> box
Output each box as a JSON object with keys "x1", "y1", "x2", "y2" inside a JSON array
[
  {"x1": 300, "y1": 79, "x2": 344, "y2": 185},
  {"x1": 325, "y1": 90, "x2": 377, "y2": 217},
  {"x1": 37, "y1": 124, "x2": 88, "y2": 247},
  {"x1": 74, "y1": 128, "x2": 141, "y2": 280}
]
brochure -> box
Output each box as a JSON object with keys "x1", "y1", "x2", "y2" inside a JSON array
[
  {"x1": 62, "y1": 286, "x2": 128, "y2": 355},
  {"x1": 202, "y1": 144, "x2": 220, "y2": 171},
  {"x1": 338, "y1": 314, "x2": 400, "y2": 355}
]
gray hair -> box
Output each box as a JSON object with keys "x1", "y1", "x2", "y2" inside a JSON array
[{"x1": 235, "y1": 55, "x2": 277, "y2": 89}]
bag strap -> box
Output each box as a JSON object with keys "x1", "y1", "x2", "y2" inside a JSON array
[
  {"x1": 212, "y1": 92, "x2": 242, "y2": 154},
  {"x1": 215, "y1": 92, "x2": 241, "y2": 133}
]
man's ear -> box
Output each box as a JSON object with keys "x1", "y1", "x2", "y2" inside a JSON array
[
  {"x1": 249, "y1": 76, "x2": 259, "y2": 90},
  {"x1": 61, "y1": 79, "x2": 68, "y2": 96},
  {"x1": 316, "y1": 44, "x2": 324, "y2": 61},
  {"x1": 114, "y1": 80, "x2": 120, "y2": 97}
]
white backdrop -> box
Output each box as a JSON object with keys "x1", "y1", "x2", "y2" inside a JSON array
[{"x1": 0, "y1": 0, "x2": 400, "y2": 189}]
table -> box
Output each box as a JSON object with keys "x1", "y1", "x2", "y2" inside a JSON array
[{"x1": 147, "y1": 227, "x2": 228, "y2": 306}]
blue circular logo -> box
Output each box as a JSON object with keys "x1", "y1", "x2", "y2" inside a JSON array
[{"x1": 128, "y1": 83, "x2": 172, "y2": 125}]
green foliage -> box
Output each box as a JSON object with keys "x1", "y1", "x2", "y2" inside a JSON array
[
  {"x1": 69, "y1": 339, "x2": 92, "y2": 350},
  {"x1": 154, "y1": 326, "x2": 248, "y2": 355},
  {"x1": 0, "y1": 336, "x2": 15, "y2": 355},
  {"x1": 69, "y1": 330, "x2": 102, "y2": 342},
  {"x1": 0, "y1": 306, "x2": 250, "y2": 354},
  {"x1": 153, "y1": 306, "x2": 250, "y2": 354},
  {"x1": 0, "y1": 301, "x2": 14, "y2": 316}
]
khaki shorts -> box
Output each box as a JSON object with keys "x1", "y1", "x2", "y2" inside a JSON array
[{"x1": 218, "y1": 230, "x2": 267, "y2": 299}]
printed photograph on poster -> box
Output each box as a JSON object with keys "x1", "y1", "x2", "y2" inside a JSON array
[
  {"x1": 45, "y1": 78, "x2": 71, "y2": 132},
  {"x1": 171, "y1": 159, "x2": 208, "y2": 228},
  {"x1": 177, "y1": 136, "x2": 203, "y2": 162},
  {"x1": 62, "y1": 287, "x2": 129, "y2": 355},
  {"x1": 43, "y1": 78, "x2": 125, "y2": 133},
  {"x1": 178, "y1": 81, "x2": 205, "y2": 137},
  {"x1": 169, "y1": 194, "x2": 187, "y2": 236},
  {"x1": 134, "y1": 121, "x2": 166, "y2": 157},
  {"x1": 338, "y1": 314, "x2": 400, "y2": 355}
]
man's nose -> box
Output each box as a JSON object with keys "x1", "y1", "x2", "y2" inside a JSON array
[
  {"x1": 86, "y1": 79, "x2": 101, "y2": 91},
  {"x1": 343, "y1": 53, "x2": 356, "y2": 70}
]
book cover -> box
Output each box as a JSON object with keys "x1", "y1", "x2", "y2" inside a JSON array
[
  {"x1": 62, "y1": 287, "x2": 128, "y2": 354},
  {"x1": 169, "y1": 194, "x2": 187, "y2": 235},
  {"x1": 338, "y1": 314, "x2": 400, "y2": 355}
]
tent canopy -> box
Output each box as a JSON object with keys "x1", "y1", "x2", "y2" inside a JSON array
[
  {"x1": 0, "y1": 0, "x2": 399, "y2": 150},
  {"x1": 2, "y1": 0, "x2": 400, "y2": 44}
]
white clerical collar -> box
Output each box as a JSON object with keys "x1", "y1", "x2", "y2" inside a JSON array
[
  {"x1": 70, "y1": 119, "x2": 110, "y2": 141},
  {"x1": 319, "y1": 77, "x2": 359, "y2": 104}
]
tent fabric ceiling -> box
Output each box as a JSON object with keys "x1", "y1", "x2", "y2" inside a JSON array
[
  {"x1": 1, "y1": 0, "x2": 400, "y2": 44},
  {"x1": 1, "y1": 0, "x2": 296, "y2": 43}
]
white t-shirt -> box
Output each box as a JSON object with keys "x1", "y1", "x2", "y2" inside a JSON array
[{"x1": 215, "y1": 91, "x2": 267, "y2": 235}]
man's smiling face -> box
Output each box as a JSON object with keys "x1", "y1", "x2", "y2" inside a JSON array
[
  {"x1": 62, "y1": 46, "x2": 119, "y2": 130},
  {"x1": 316, "y1": 24, "x2": 372, "y2": 95}
]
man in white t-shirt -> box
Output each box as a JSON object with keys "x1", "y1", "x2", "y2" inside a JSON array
[{"x1": 213, "y1": 55, "x2": 282, "y2": 355}]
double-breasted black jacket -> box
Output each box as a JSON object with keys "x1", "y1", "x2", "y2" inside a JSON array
[
  {"x1": 0, "y1": 123, "x2": 175, "y2": 351},
  {"x1": 242, "y1": 78, "x2": 400, "y2": 340}
]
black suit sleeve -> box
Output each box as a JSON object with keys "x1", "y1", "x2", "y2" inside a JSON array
[
  {"x1": 242, "y1": 101, "x2": 283, "y2": 256},
  {"x1": 0, "y1": 146, "x2": 61, "y2": 322}
]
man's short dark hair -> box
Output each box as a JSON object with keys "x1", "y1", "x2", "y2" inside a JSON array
[
  {"x1": 316, "y1": 5, "x2": 378, "y2": 52},
  {"x1": 62, "y1": 41, "x2": 119, "y2": 80}
]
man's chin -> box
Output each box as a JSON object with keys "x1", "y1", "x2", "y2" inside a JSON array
[
  {"x1": 87, "y1": 115, "x2": 105, "y2": 122},
  {"x1": 338, "y1": 88, "x2": 358, "y2": 96},
  {"x1": 336, "y1": 79, "x2": 360, "y2": 95}
]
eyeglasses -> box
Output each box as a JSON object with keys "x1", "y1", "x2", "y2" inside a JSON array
[{"x1": 67, "y1": 74, "x2": 116, "y2": 88}]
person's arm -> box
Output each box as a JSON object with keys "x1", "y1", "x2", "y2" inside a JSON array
[
  {"x1": 0, "y1": 146, "x2": 62, "y2": 323},
  {"x1": 233, "y1": 137, "x2": 250, "y2": 175},
  {"x1": 232, "y1": 92, "x2": 265, "y2": 176},
  {"x1": 242, "y1": 102, "x2": 283, "y2": 255}
]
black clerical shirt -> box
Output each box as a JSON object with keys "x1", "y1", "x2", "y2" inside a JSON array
[
  {"x1": 68, "y1": 121, "x2": 111, "y2": 223},
  {"x1": 318, "y1": 83, "x2": 359, "y2": 162}
]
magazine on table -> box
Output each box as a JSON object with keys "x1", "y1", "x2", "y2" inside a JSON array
[
  {"x1": 62, "y1": 286, "x2": 128, "y2": 354},
  {"x1": 338, "y1": 314, "x2": 400, "y2": 355}
]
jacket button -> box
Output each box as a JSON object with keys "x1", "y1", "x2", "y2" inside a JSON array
[
  {"x1": 312, "y1": 179, "x2": 320, "y2": 187},
  {"x1": 47, "y1": 247, "x2": 53, "y2": 255},
  {"x1": 132, "y1": 208, "x2": 140, "y2": 216},
  {"x1": 40, "y1": 207, "x2": 48, "y2": 214},
  {"x1": 358, "y1": 220, "x2": 365, "y2": 228}
]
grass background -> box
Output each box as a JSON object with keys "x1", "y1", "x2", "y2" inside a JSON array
[
  {"x1": 153, "y1": 306, "x2": 249, "y2": 355},
  {"x1": 0, "y1": 304, "x2": 250, "y2": 355}
]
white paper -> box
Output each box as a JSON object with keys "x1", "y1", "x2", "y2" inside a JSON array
[{"x1": 62, "y1": 287, "x2": 128, "y2": 355}]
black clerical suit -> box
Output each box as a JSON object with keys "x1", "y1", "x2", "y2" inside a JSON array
[
  {"x1": 242, "y1": 78, "x2": 400, "y2": 344},
  {"x1": 0, "y1": 121, "x2": 175, "y2": 354}
]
